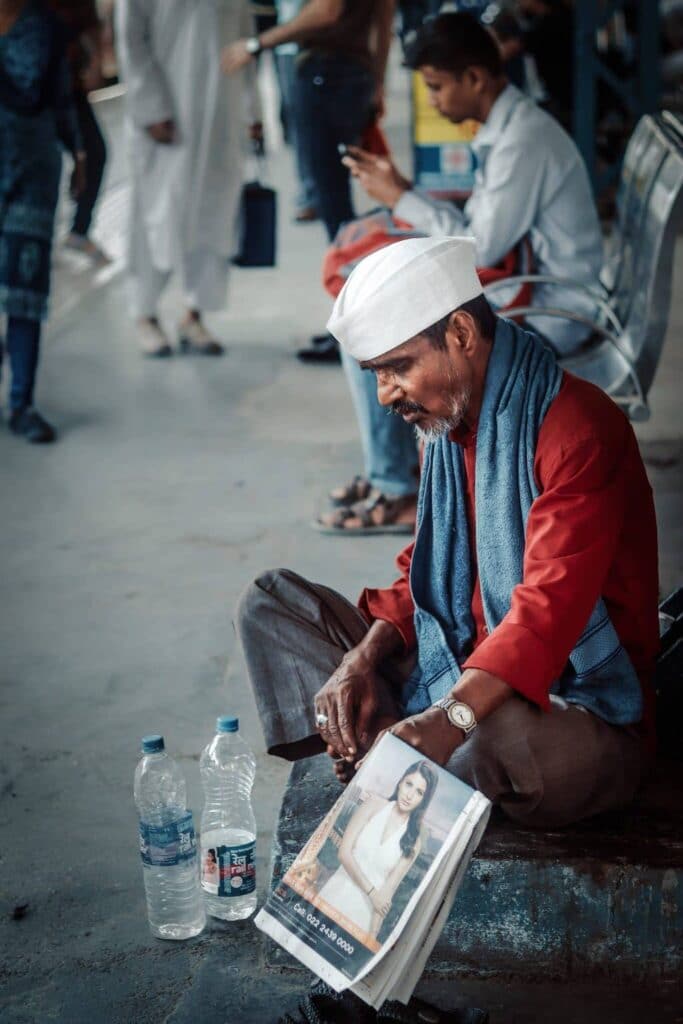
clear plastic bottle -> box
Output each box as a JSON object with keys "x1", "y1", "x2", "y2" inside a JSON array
[
  {"x1": 200, "y1": 716, "x2": 257, "y2": 921},
  {"x1": 134, "y1": 735, "x2": 206, "y2": 940}
]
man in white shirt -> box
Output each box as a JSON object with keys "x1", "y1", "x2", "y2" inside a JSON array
[{"x1": 316, "y1": 11, "x2": 603, "y2": 535}]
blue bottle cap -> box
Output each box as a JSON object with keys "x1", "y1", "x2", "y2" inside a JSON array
[
  {"x1": 141, "y1": 734, "x2": 165, "y2": 753},
  {"x1": 216, "y1": 716, "x2": 238, "y2": 733}
]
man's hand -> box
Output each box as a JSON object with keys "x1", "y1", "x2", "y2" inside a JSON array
[
  {"x1": 342, "y1": 145, "x2": 411, "y2": 208},
  {"x1": 82, "y1": 60, "x2": 105, "y2": 94},
  {"x1": 314, "y1": 648, "x2": 391, "y2": 761},
  {"x1": 146, "y1": 119, "x2": 176, "y2": 144},
  {"x1": 360, "y1": 706, "x2": 465, "y2": 770},
  {"x1": 249, "y1": 121, "x2": 264, "y2": 155},
  {"x1": 221, "y1": 40, "x2": 252, "y2": 75}
]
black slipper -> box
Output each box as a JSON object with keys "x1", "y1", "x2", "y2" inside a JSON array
[
  {"x1": 279, "y1": 980, "x2": 375, "y2": 1024},
  {"x1": 378, "y1": 996, "x2": 489, "y2": 1024},
  {"x1": 296, "y1": 334, "x2": 341, "y2": 364},
  {"x1": 278, "y1": 981, "x2": 488, "y2": 1024}
]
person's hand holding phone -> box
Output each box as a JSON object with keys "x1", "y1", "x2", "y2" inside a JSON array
[
  {"x1": 341, "y1": 145, "x2": 411, "y2": 208},
  {"x1": 145, "y1": 119, "x2": 176, "y2": 145}
]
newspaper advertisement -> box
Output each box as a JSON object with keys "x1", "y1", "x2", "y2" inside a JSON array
[{"x1": 256, "y1": 733, "x2": 488, "y2": 992}]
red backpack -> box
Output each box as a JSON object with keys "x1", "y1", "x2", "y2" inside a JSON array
[{"x1": 322, "y1": 208, "x2": 534, "y2": 316}]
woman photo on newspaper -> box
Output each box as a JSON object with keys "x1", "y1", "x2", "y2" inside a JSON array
[{"x1": 317, "y1": 761, "x2": 438, "y2": 939}]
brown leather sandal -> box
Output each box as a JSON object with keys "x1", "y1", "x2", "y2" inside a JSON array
[
  {"x1": 313, "y1": 490, "x2": 416, "y2": 536},
  {"x1": 328, "y1": 474, "x2": 373, "y2": 507}
]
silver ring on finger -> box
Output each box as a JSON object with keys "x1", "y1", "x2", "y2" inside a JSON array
[{"x1": 315, "y1": 711, "x2": 329, "y2": 730}]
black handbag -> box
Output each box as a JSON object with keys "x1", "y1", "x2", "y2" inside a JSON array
[{"x1": 233, "y1": 145, "x2": 277, "y2": 268}]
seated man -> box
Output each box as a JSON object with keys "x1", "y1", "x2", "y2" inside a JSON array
[
  {"x1": 316, "y1": 11, "x2": 603, "y2": 535},
  {"x1": 237, "y1": 237, "x2": 658, "y2": 834}
]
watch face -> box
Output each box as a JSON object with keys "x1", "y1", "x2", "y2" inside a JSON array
[{"x1": 450, "y1": 704, "x2": 474, "y2": 729}]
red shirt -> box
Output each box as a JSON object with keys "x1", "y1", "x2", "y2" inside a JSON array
[{"x1": 358, "y1": 373, "x2": 660, "y2": 729}]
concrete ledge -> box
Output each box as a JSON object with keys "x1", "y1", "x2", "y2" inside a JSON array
[{"x1": 266, "y1": 754, "x2": 683, "y2": 985}]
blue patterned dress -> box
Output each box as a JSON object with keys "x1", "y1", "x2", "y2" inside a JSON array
[{"x1": 0, "y1": 2, "x2": 79, "y2": 322}]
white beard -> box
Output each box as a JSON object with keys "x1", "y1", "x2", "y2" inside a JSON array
[
  {"x1": 414, "y1": 385, "x2": 472, "y2": 444},
  {"x1": 415, "y1": 418, "x2": 457, "y2": 443}
]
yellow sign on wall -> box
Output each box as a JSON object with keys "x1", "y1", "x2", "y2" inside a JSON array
[
  {"x1": 412, "y1": 74, "x2": 480, "y2": 144},
  {"x1": 412, "y1": 73, "x2": 479, "y2": 195}
]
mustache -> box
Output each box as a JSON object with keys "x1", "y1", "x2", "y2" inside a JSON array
[{"x1": 391, "y1": 400, "x2": 427, "y2": 416}]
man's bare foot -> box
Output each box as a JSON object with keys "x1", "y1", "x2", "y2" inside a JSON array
[{"x1": 326, "y1": 713, "x2": 400, "y2": 785}]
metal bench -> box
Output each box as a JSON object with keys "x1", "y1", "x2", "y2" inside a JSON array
[{"x1": 484, "y1": 112, "x2": 683, "y2": 421}]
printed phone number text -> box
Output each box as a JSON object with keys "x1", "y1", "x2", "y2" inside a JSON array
[{"x1": 293, "y1": 903, "x2": 354, "y2": 955}]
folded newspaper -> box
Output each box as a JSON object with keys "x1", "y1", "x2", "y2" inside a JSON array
[{"x1": 256, "y1": 733, "x2": 491, "y2": 1009}]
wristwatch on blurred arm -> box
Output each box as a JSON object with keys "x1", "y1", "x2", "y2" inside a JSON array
[
  {"x1": 432, "y1": 697, "x2": 477, "y2": 737},
  {"x1": 245, "y1": 37, "x2": 262, "y2": 57}
]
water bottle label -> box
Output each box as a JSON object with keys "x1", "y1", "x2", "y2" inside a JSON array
[
  {"x1": 139, "y1": 812, "x2": 198, "y2": 867},
  {"x1": 201, "y1": 841, "x2": 255, "y2": 897}
]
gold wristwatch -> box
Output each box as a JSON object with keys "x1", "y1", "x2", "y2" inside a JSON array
[{"x1": 432, "y1": 697, "x2": 477, "y2": 736}]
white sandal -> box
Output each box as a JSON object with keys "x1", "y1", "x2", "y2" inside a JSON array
[
  {"x1": 178, "y1": 319, "x2": 224, "y2": 356},
  {"x1": 137, "y1": 318, "x2": 172, "y2": 358}
]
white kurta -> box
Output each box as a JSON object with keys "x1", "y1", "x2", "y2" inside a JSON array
[{"x1": 116, "y1": 0, "x2": 258, "y2": 303}]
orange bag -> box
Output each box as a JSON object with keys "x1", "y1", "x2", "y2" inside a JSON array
[
  {"x1": 322, "y1": 210, "x2": 419, "y2": 298},
  {"x1": 360, "y1": 119, "x2": 390, "y2": 157},
  {"x1": 322, "y1": 209, "x2": 534, "y2": 314}
]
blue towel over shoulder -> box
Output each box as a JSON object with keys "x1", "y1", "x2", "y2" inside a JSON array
[{"x1": 402, "y1": 317, "x2": 643, "y2": 725}]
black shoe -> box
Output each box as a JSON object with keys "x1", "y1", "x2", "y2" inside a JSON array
[
  {"x1": 8, "y1": 407, "x2": 56, "y2": 444},
  {"x1": 279, "y1": 980, "x2": 375, "y2": 1024},
  {"x1": 296, "y1": 333, "x2": 341, "y2": 364},
  {"x1": 278, "y1": 981, "x2": 488, "y2": 1024},
  {"x1": 378, "y1": 997, "x2": 489, "y2": 1023}
]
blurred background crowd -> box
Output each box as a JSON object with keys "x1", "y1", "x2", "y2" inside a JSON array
[{"x1": 0, "y1": 0, "x2": 680, "y2": 446}]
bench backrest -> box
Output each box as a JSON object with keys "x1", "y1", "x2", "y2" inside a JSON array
[
  {"x1": 563, "y1": 113, "x2": 683, "y2": 420},
  {"x1": 604, "y1": 118, "x2": 667, "y2": 318}
]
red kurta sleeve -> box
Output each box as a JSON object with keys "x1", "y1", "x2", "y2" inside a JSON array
[
  {"x1": 358, "y1": 540, "x2": 417, "y2": 650},
  {"x1": 463, "y1": 385, "x2": 633, "y2": 709}
]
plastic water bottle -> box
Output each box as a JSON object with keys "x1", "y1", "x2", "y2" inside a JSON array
[
  {"x1": 200, "y1": 716, "x2": 257, "y2": 920},
  {"x1": 134, "y1": 735, "x2": 206, "y2": 940}
]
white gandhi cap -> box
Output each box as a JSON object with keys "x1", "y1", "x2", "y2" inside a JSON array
[{"x1": 326, "y1": 236, "x2": 482, "y2": 362}]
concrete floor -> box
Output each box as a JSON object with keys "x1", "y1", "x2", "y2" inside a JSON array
[{"x1": 0, "y1": 55, "x2": 681, "y2": 1024}]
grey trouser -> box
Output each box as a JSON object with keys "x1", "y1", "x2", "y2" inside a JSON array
[{"x1": 235, "y1": 569, "x2": 644, "y2": 829}]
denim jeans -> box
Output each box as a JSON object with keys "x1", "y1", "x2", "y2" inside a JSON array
[
  {"x1": 275, "y1": 52, "x2": 317, "y2": 212},
  {"x1": 341, "y1": 347, "x2": 419, "y2": 496},
  {"x1": 293, "y1": 54, "x2": 375, "y2": 240},
  {"x1": 3, "y1": 315, "x2": 42, "y2": 411}
]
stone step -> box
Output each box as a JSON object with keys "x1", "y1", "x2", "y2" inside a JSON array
[{"x1": 266, "y1": 753, "x2": 683, "y2": 986}]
